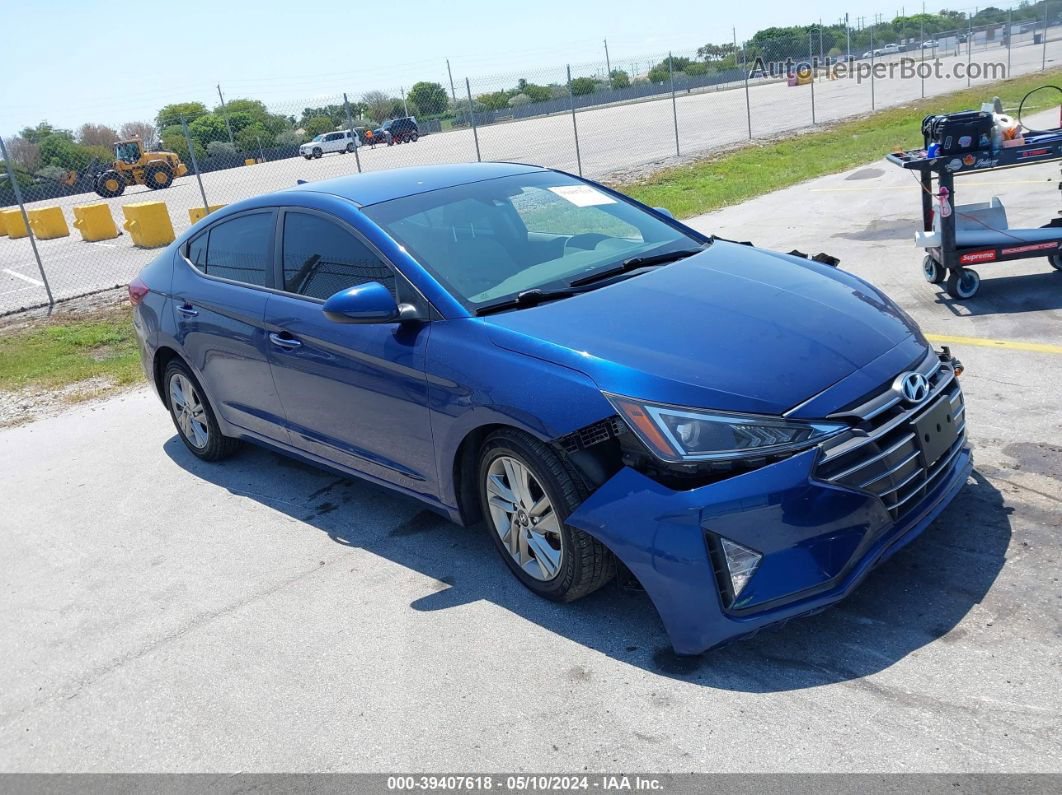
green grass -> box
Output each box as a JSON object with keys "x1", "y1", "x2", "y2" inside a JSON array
[
  {"x1": 0, "y1": 306, "x2": 142, "y2": 393},
  {"x1": 611, "y1": 68, "x2": 1062, "y2": 219}
]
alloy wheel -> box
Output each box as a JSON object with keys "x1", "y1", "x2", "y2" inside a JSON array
[
  {"x1": 169, "y1": 373, "x2": 210, "y2": 449},
  {"x1": 485, "y1": 456, "x2": 564, "y2": 581}
]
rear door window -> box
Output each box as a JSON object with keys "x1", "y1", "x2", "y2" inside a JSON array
[{"x1": 187, "y1": 212, "x2": 276, "y2": 288}]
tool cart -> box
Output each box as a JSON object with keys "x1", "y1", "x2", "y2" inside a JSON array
[{"x1": 887, "y1": 102, "x2": 1062, "y2": 299}]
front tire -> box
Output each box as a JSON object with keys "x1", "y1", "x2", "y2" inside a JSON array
[
  {"x1": 95, "y1": 170, "x2": 125, "y2": 198},
  {"x1": 164, "y1": 360, "x2": 240, "y2": 462},
  {"x1": 409, "y1": 131, "x2": 419, "y2": 142},
  {"x1": 946, "y1": 268, "x2": 980, "y2": 299},
  {"x1": 1049, "y1": 253, "x2": 1062, "y2": 271},
  {"x1": 312, "y1": 147, "x2": 322, "y2": 159},
  {"x1": 477, "y1": 429, "x2": 615, "y2": 602}
]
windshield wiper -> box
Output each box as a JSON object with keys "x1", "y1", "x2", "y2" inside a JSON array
[
  {"x1": 475, "y1": 288, "x2": 580, "y2": 316},
  {"x1": 567, "y1": 247, "x2": 705, "y2": 288}
]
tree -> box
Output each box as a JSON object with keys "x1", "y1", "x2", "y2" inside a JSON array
[
  {"x1": 207, "y1": 141, "x2": 237, "y2": 158},
  {"x1": 515, "y1": 79, "x2": 551, "y2": 103},
  {"x1": 685, "y1": 62, "x2": 708, "y2": 76},
  {"x1": 155, "y1": 101, "x2": 208, "y2": 129},
  {"x1": 235, "y1": 122, "x2": 271, "y2": 153},
  {"x1": 302, "y1": 116, "x2": 335, "y2": 137},
  {"x1": 77, "y1": 123, "x2": 118, "y2": 147},
  {"x1": 609, "y1": 69, "x2": 630, "y2": 89},
  {"x1": 160, "y1": 126, "x2": 205, "y2": 163},
  {"x1": 477, "y1": 91, "x2": 511, "y2": 110},
  {"x1": 38, "y1": 135, "x2": 107, "y2": 171},
  {"x1": 119, "y1": 121, "x2": 157, "y2": 147},
  {"x1": 19, "y1": 121, "x2": 70, "y2": 144},
  {"x1": 569, "y1": 76, "x2": 597, "y2": 95},
  {"x1": 217, "y1": 98, "x2": 270, "y2": 119},
  {"x1": 188, "y1": 114, "x2": 231, "y2": 147},
  {"x1": 508, "y1": 93, "x2": 531, "y2": 108},
  {"x1": 362, "y1": 90, "x2": 395, "y2": 123},
  {"x1": 5, "y1": 136, "x2": 40, "y2": 172},
  {"x1": 408, "y1": 81, "x2": 448, "y2": 115}
]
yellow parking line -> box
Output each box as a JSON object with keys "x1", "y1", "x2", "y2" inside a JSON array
[{"x1": 925, "y1": 333, "x2": 1062, "y2": 354}]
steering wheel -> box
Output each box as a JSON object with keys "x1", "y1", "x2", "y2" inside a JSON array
[{"x1": 564, "y1": 233, "x2": 610, "y2": 252}]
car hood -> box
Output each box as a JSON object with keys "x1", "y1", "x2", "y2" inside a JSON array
[{"x1": 484, "y1": 241, "x2": 926, "y2": 416}]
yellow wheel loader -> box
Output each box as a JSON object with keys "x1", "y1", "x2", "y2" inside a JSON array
[{"x1": 92, "y1": 139, "x2": 188, "y2": 198}]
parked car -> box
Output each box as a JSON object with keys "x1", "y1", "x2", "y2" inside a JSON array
[
  {"x1": 375, "y1": 116, "x2": 419, "y2": 145},
  {"x1": 922, "y1": 40, "x2": 937, "y2": 48},
  {"x1": 299, "y1": 130, "x2": 359, "y2": 159},
  {"x1": 129, "y1": 163, "x2": 971, "y2": 655}
]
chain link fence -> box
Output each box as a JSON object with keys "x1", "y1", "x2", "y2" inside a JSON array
[{"x1": 2, "y1": 3, "x2": 1061, "y2": 315}]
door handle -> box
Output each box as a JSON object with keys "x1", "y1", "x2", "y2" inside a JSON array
[
  {"x1": 269, "y1": 332, "x2": 302, "y2": 349},
  {"x1": 176, "y1": 304, "x2": 198, "y2": 317}
]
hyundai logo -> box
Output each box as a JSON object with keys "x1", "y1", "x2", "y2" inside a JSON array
[{"x1": 895, "y1": 371, "x2": 930, "y2": 404}]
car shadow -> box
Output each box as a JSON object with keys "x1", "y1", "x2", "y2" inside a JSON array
[{"x1": 164, "y1": 437, "x2": 1010, "y2": 692}]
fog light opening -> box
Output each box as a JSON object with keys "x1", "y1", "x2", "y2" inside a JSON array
[{"x1": 720, "y1": 538, "x2": 762, "y2": 600}]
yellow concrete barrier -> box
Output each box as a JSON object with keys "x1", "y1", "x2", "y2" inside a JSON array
[
  {"x1": 72, "y1": 203, "x2": 120, "y2": 241},
  {"x1": 0, "y1": 211, "x2": 7, "y2": 236},
  {"x1": 1, "y1": 208, "x2": 28, "y2": 239},
  {"x1": 245, "y1": 158, "x2": 256, "y2": 166},
  {"x1": 188, "y1": 204, "x2": 226, "y2": 224},
  {"x1": 122, "y1": 202, "x2": 174, "y2": 248},
  {"x1": 28, "y1": 206, "x2": 69, "y2": 239}
]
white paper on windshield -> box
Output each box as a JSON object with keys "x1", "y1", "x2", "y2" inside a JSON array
[{"x1": 548, "y1": 185, "x2": 616, "y2": 207}]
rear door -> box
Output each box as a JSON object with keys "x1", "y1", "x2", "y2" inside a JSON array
[
  {"x1": 171, "y1": 209, "x2": 289, "y2": 444},
  {"x1": 262, "y1": 208, "x2": 437, "y2": 497}
]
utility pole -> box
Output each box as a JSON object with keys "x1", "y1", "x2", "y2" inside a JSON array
[
  {"x1": 604, "y1": 38, "x2": 613, "y2": 88},
  {"x1": 846, "y1": 13, "x2": 851, "y2": 58},
  {"x1": 400, "y1": 87, "x2": 409, "y2": 117},
  {"x1": 216, "y1": 84, "x2": 235, "y2": 147},
  {"x1": 446, "y1": 59, "x2": 457, "y2": 103}
]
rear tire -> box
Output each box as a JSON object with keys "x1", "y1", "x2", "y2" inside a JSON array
[
  {"x1": 346, "y1": 142, "x2": 356, "y2": 152},
  {"x1": 163, "y1": 360, "x2": 240, "y2": 462},
  {"x1": 477, "y1": 429, "x2": 615, "y2": 602},
  {"x1": 945, "y1": 268, "x2": 980, "y2": 299},
  {"x1": 922, "y1": 255, "x2": 945, "y2": 284}
]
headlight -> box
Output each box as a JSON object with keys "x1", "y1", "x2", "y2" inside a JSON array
[{"x1": 606, "y1": 393, "x2": 847, "y2": 463}]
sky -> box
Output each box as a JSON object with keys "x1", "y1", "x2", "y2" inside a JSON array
[{"x1": 2, "y1": 0, "x2": 987, "y2": 135}]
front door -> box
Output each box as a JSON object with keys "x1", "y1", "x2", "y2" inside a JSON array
[{"x1": 263, "y1": 209, "x2": 437, "y2": 498}]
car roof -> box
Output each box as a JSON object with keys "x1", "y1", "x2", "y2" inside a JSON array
[{"x1": 286, "y1": 162, "x2": 547, "y2": 206}]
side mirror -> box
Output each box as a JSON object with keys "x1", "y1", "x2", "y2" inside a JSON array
[
  {"x1": 323, "y1": 282, "x2": 406, "y2": 324},
  {"x1": 653, "y1": 206, "x2": 674, "y2": 219}
]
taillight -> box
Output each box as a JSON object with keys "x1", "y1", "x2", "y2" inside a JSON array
[{"x1": 128, "y1": 276, "x2": 150, "y2": 306}]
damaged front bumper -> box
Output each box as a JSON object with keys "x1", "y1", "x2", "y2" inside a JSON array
[{"x1": 566, "y1": 442, "x2": 973, "y2": 655}]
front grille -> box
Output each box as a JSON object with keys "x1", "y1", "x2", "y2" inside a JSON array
[{"x1": 814, "y1": 349, "x2": 966, "y2": 521}]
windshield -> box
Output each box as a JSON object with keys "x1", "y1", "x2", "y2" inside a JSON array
[{"x1": 363, "y1": 171, "x2": 703, "y2": 310}]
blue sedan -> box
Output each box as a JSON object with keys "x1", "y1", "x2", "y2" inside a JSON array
[{"x1": 129, "y1": 162, "x2": 972, "y2": 654}]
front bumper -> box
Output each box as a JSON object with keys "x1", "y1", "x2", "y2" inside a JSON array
[{"x1": 566, "y1": 443, "x2": 972, "y2": 655}]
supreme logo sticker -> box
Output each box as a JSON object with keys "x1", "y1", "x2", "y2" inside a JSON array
[{"x1": 959, "y1": 250, "x2": 997, "y2": 264}]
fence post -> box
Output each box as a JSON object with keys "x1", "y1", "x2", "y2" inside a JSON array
[
  {"x1": 808, "y1": 34, "x2": 816, "y2": 125},
  {"x1": 1007, "y1": 7, "x2": 1012, "y2": 77},
  {"x1": 343, "y1": 92, "x2": 363, "y2": 174},
  {"x1": 180, "y1": 117, "x2": 210, "y2": 215},
  {"x1": 566, "y1": 65, "x2": 583, "y2": 176},
  {"x1": 0, "y1": 134, "x2": 53, "y2": 307},
  {"x1": 920, "y1": 15, "x2": 925, "y2": 99},
  {"x1": 870, "y1": 26, "x2": 876, "y2": 110},
  {"x1": 743, "y1": 43, "x2": 752, "y2": 139},
  {"x1": 668, "y1": 52, "x2": 680, "y2": 156},
  {"x1": 1044, "y1": 1, "x2": 1050, "y2": 71},
  {"x1": 967, "y1": 20, "x2": 973, "y2": 86},
  {"x1": 465, "y1": 78, "x2": 481, "y2": 163}
]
